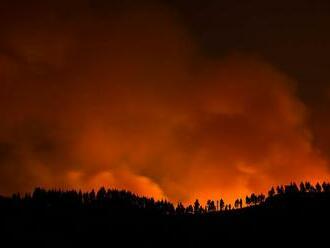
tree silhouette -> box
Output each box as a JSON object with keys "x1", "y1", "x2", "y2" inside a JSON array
[
  {"x1": 322, "y1": 182, "x2": 330, "y2": 192},
  {"x1": 199, "y1": 205, "x2": 206, "y2": 214},
  {"x1": 300, "y1": 182, "x2": 306, "y2": 193},
  {"x1": 96, "y1": 187, "x2": 106, "y2": 204},
  {"x1": 3, "y1": 181, "x2": 330, "y2": 219},
  {"x1": 309, "y1": 185, "x2": 316, "y2": 193},
  {"x1": 284, "y1": 183, "x2": 299, "y2": 194},
  {"x1": 90, "y1": 189, "x2": 96, "y2": 202},
  {"x1": 250, "y1": 193, "x2": 257, "y2": 205},
  {"x1": 316, "y1": 183, "x2": 322, "y2": 193},
  {"x1": 257, "y1": 194, "x2": 265, "y2": 204},
  {"x1": 276, "y1": 185, "x2": 284, "y2": 195},
  {"x1": 245, "y1": 196, "x2": 251, "y2": 206},
  {"x1": 194, "y1": 199, "x2": 201, "y2": 214},
  {"x1": 234, "y1": 199, "x2": 240, "y2": 209},
  {"x1": 206, "y1": 200, "x2": 216, "y2": 212},
  {"x1": 268, "y1": 187, "x2": 275, "y2": 198},
  {"x1": 3, "y1": 182, "x2": 330, "y2": 246},
  {"x1": 186, "y1": 204, "x2": 193, "y2": 214},
  {"x1": 219, "y1": 198, "x2": 225, "y2": 211}
]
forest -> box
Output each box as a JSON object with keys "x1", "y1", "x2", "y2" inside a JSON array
[{"x1": 1, "y1": 182, "x2": 330, "y2": 246}]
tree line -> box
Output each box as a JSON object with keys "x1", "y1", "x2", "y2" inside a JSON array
[{"x1": 2, "y1": 181, "x2": 330, "y2": 215}]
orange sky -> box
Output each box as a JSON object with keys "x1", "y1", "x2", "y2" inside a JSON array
[{"x1": 0, "y1": 1, "x2": 329, "y2": 205}]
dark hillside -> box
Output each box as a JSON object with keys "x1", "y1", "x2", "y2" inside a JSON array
[{"x1": 1, "y1": 184, "x2": 330, "y2": 247}]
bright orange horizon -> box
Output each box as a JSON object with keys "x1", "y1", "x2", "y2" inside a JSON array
[{"x1": 1, "y1": 1, "x2": 330, "y2": 205}]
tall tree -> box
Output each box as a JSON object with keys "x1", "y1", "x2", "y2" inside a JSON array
[
  {"x1": 194, "y1": 199, "x2": 201, "y2": 214},
  {"x1": 268, "y1": 187, "x2": 275, "y2": 198},
  {"x1": 219, "y1": 199, "x2": 225, "y2": 211},
  {"x1": 206, "y1": 200, "x2": 216, "y2": 212}
]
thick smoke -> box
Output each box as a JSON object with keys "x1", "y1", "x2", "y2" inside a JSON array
[{"x1": 0, "y1": 1, "x2": 329, "y2": 203}]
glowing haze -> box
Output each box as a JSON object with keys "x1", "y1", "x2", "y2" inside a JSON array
[{"x1": 0, "y1": 0, "x2": 329, "y2": 204}]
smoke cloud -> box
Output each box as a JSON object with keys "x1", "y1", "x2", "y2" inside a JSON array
[{"x1": 0, "y1": 0, "x2": 329, "y2": 204}]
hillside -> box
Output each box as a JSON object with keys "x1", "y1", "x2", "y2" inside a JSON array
[{"x1": 1, "y1": 184, "x2": 330, "y2": 247}]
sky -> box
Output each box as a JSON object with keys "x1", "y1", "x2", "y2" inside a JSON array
[{"x1": 0, "y1": 0, "x2": 330, "y2": 204}]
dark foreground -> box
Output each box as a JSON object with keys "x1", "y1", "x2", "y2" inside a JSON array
[{"x1": 1, "y1": 186, "x2": 330, "y2": 247}]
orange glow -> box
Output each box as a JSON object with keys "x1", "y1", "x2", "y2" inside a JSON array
[{"x1": 0, "y1": 2, "x2": 329, "y2": 205}]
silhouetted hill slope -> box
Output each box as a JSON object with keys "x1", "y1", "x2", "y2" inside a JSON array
[{"x1": 1, "y1": 186, "x2": 330, "y2": 247}]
